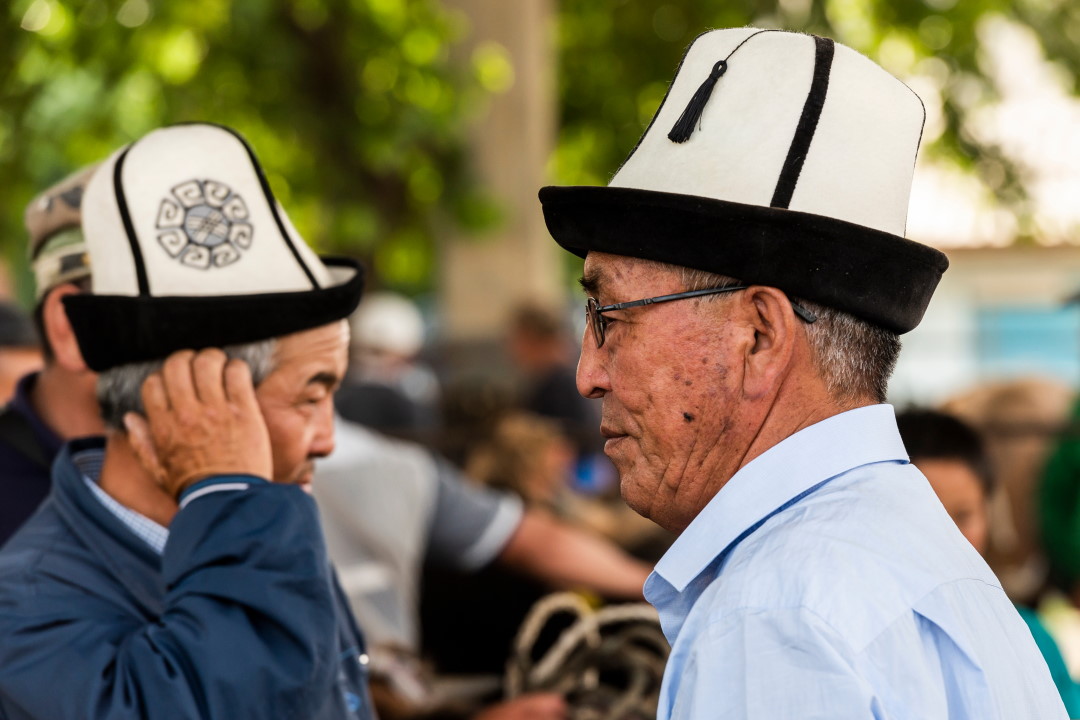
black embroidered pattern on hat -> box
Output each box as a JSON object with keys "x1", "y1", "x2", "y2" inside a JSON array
[{"x1": 155, "y1": 179, "x2": 254, "y2": 270}]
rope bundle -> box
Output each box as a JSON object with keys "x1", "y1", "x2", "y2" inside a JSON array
[{"x1": 505, "y1": 593, "x2": 670, "y2": 720}]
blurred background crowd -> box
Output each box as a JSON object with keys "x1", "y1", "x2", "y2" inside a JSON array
[{"x1": 3, "y1": 0, "x2": 1080, "y2": 718}]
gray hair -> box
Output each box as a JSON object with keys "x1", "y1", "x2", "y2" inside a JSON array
[
  {"x1": 97, "y1": 339, "x2": 278, "y2": 430},
  {"x1": 653, "y1": 262, "x2": 900, "y2": 404}
]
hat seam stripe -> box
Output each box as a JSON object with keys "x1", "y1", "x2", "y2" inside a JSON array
[
  {"x1": 770, "y1": 35, "x2": 835, "y2": 209},
  {"x1": 211, "y1": 123, "x2": 321, "y2": 290},
  {"x1": 113, "y1": 145, "x2": 151, "y2": 296}
]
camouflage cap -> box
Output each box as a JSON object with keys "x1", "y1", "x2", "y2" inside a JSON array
[{"x1": 25, "y1": 164, "x2": 98, "y2": 298}]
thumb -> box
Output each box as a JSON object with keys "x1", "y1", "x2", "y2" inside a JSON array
[{"x1": 123, "y1": 412, "x2": 166, "y2": 484}]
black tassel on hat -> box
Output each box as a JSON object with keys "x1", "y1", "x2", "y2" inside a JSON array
[
  {"x1": 667, "y1": 28, "x2": 779, "y2": 144},
  {"x1": 668, "y1": 60, "x2": 727, "y2": 143}
]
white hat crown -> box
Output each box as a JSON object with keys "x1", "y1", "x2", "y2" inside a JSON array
[
  {"x1": 63, "y1": 123, "x2": 363, "y2": 371},
  {"x1": 611, "y1": 28, "x2": 924, "y2": 238},
  {"x1": 539, "y1": 28, "x2": 948, "y2": 335},
  {"x1": 83, "y1": 124, "x2": 331, "y2": 298}
]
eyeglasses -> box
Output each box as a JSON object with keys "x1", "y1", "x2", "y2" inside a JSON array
[{"x1": 585, "y1": 286, "x2": 817, "y2": 348}]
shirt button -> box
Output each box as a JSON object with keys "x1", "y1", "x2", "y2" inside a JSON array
[{"x1": 358, "y1": 653, "x2": 370, "y2": 666}]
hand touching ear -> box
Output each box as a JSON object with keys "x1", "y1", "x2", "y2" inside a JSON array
[{"x1": 124, "y1": 349, "x2": 273, "y2": 500}]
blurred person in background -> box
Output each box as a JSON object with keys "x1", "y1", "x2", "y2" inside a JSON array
[
  {"x1": 466, "y1": 410, "x2": 662, "y2": 549},
  {"x1": 506, "y1": 303, "x2": 600, "y2": 454},
  {"x1": 506, "y1": 302, "x2": 615, "y2": 497},
  {"x1": 335, "y1": 290, "x2": 441, "y2": 441},
  {"x1": 466, "y1": 412, "x2": 577, "y2": 512},
  {"x1": 0, "y1": 165, "x2": 102, "y2": 547},
  {"x1": 898, "y1": 408, "x2": 1080, "y2": 716},
  {"x1": 317, "y1": 396, "x2": 651, "y2": 718},
  {"x1": 944, "y1": 378, "x2": 1073, "y2": 604},
  {"x1": 0, "y1": 301, "x2": 42, "y2": 405}
]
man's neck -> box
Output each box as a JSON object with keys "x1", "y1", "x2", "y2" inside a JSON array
[
  {"x1": 98, "y1": 432, "x2": 179, "y2": 527},
  {"x1": 31, "y1": 364, "x2": 104, "y2": 440},
  {"x1": 739, "y1": 390, "x2": 873, "y2": 474}
]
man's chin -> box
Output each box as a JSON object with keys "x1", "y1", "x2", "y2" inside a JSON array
[{"x1": 285, "y1": 464, "x2": 315, "y2": 492}]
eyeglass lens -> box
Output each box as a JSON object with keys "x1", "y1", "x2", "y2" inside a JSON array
[{"x1": 586, "y1": 297, "x2": 605, "y2": 348}]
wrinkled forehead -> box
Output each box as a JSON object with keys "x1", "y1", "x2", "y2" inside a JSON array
[
  {"x1": 581, "y1": 252, "x2": 682, "y2": 301},
  {"x1": 271, "y1": 320, "x2": 350, "y2": 372}
]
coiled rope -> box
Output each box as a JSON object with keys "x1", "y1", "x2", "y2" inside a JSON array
[{"x1": 505, "y1": 593, "x2": 669, "y2": 720}]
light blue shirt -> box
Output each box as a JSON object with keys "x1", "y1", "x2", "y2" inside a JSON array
[{"x1": 645, "y1": 404, "x2": 1068, "y2": 719}]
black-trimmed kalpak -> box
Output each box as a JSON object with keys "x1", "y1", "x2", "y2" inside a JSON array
[
  {"x1": 540, "y1": 27, "x2": 948, "y2": 335},
  {"x1": 64, "y1": 123, "x2": 364, "y2": 371}
]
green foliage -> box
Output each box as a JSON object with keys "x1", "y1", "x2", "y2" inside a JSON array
[
  {"x1": 554, "y1": 0, "x2": 1080, "y2": 242},
  {"x1": 0, "y1": 0, "x2": 496, "y2": 300},
  {"x1": 5, "y1": 1, "x2": 1079, "y2": 301}
]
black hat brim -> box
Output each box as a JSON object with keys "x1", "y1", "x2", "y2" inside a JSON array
[
  {"x1": 64, "y1": 256, "x2": 365, "y2": 372},
  {"x1": 540, "y1": 185, "x2": 948, "y2": 335}
]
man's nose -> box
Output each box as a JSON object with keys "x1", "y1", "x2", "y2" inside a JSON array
[
  {"x1": 310, "y1": 400, "x2": 336, "y2": 459},
  {"x1": 576, "y1": 328, "x2": 609, "y2": 400}
]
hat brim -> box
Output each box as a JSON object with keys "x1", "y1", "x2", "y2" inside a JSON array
[
  {"x1": 64, "y1": 256, "x2": 365, "y2": 372},
  {"x1": 539, "y1": 185, "x2": 948, "y2": 334}
]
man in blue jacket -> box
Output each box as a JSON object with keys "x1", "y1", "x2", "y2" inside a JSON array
[{"x1": 0, "y1": 123, "x2": 373, "y2": 720}]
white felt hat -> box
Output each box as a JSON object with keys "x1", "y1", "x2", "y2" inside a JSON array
[
  {"x1": 540, "y1": 28, "x2": 948, "y2": 334},
  {"x1": 63, "y1": 123, "x2": 363, "y2": 370}
]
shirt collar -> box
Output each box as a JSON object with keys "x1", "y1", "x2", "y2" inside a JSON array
[
  {"x1": 652, "y1": 404, "x2": 909, "y2": 593},
  {"x1": 73, "y1": 446, "x2": 169, "y2": 556}
]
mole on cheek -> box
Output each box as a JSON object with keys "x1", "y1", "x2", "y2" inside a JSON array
[{"x1": 683, "y1": 412, "x2": 695, "y2": 422}]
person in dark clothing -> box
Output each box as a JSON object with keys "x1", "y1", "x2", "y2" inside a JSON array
[
  {"x1": 0, "y1": 165, "x2": 102, "y2": 547},
  {"x1": 0, "y1": 301, "x2": 41, "y2": 405},
  {"x1": 507, "y1": 302, "x2": 599, "y2": 451},
  {"x1": 506, "y1": 302, "x2": 615, "y2": 497}
]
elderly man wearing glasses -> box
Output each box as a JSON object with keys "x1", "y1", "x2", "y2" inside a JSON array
[{"x1": 540, "y1": 27, "x2": 1067, "y2": 720}]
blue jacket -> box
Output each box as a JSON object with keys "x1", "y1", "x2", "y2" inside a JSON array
[{"x1": 0, "y1": 438, "x2": 374, "y2": 720}]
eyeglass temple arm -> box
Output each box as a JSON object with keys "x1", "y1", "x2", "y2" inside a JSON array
[
  {"x1": 600, "y1": 286, "x2": 749, "y2": 313},
  {"x1": 598, "y1": 286, "x2": 817, "y2": 324}
]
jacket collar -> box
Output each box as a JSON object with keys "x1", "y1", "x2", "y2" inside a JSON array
[{"x1": 52, "y1": 437, "x2": 165, "y2": 616}]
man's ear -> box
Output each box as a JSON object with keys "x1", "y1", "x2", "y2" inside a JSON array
[
  {"x1": 42, "y1": 284, "x2": 89, "y2": 373},
  {"x1": 740, "y1": 286, "x2": 800, "y2": 399}
]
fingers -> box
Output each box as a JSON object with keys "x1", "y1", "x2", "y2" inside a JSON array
[
  {"x1": 161, "y1": 350, "x2": 198, "y2": 414},
  {"x1": 192, "y1": 349, "x2": 228, "y2": 406},
  {"x1": 123, "y1": 412, "x2": 152, "y2": 457},
  {"x1": 223, "y1": 357, "x2": 259, "y2": 411},
  {"x1": 140, "y1": 372, "x2": 169, "y2": 423},
  {"x1": 123, "y1": 412, "x2": 166, "y2": 485}
]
